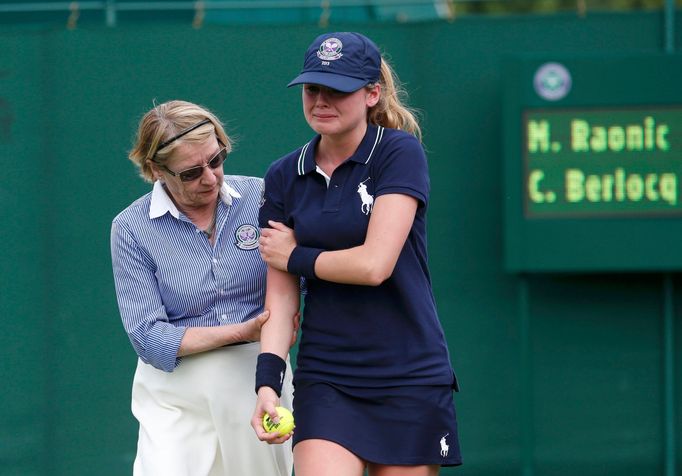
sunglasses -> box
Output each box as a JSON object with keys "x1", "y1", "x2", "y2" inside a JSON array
[{"x1": 158, "y1": 147, "x2": 227, "y2": 182}]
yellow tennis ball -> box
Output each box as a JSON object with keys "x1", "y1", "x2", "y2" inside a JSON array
[{"x1": 262, "y1": 406, "x2": 295, "y2": 436}]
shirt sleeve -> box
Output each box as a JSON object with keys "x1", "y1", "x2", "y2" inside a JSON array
[
  {"x1": 373, "y1": 133, "x2": 430, "y2": 207},
  {"x1": 258, "y1": 161, "x2": 288, "y2": 228},
  {"x1": 110, "y1": 219, "x2": 186, "y2": 372}
]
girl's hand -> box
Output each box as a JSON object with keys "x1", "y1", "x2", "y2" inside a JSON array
[
  {"x1": 251, "y1": 386, "x2": 293, "y2": 444},
  {"x1": 259, "y1": 221, "x2": 297, "y2": 272}
]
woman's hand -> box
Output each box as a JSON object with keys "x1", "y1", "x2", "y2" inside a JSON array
[
  {"x1": 290, "y1": 310, "x2": 300, "y2": 348},
  {"x1": 259, "y1": 221, "x2": 297, "y2": 272},
  {"x1": 240, "y1": 310, "x2": 270, "y2": 342},
  {"x1": 251, "y1": 386, "x2": 293, "y2": 444},
  {"x1": 241, "y1": 309, "x2": 299, "y2": 346}
]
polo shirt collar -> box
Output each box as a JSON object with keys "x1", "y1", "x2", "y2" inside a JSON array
[
  {"x1": 149, "y1": 180, "x2": 241, "y2": 219},
  {"x1": 296, "y1": 123, "x2": 385, "y2": 176}
]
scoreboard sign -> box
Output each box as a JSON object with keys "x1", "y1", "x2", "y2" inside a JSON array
[
  {"x1": 504, "y1": 55, "x2": 682, "y2": 272},
  {"x1": 525, "y1": 107, "x2": 679, "y2": 216}
]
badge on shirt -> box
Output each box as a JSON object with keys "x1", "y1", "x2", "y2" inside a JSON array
[
  {"x1": 234, "y1": 224, "x2": 260, "y2": 250},
  {"x1": 357, "y1": 177, "x2": 374, "y2": 215}
]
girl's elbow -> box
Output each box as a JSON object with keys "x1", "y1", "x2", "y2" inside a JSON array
[{"x1": 364, "y1": 263, "x2": 394, "y2": 286}]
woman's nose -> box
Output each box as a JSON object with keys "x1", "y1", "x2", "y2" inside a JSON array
[{"x1": 201, "y1": 165, "x2": 218, "y2": 184}]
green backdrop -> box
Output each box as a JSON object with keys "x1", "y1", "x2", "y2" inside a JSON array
[{"x1": 1, "y1": 11, "x2": 681, "y2": 475}]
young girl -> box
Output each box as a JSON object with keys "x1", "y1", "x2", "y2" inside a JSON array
[{"x1": 251, "y1": 32, "x2": 462, "y2": 476}]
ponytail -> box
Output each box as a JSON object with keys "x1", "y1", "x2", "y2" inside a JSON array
[{"x1": 367, "y1": 60, "x2": 422, "y2": 141}]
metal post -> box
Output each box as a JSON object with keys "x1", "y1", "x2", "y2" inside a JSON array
[
  {"x1": 519, "y1": 275, "x2": 534, "y2": 476},
  {"x1": 664, "y1": 0, "x2": 675, "y2": 53},
  {"x1": 661, "y1": 6, "x2": 675, "y2": 473},
  {"x1": 662, "y1": 273, "x2": 676, "y2": 476},
  {"x1": 105, "y1": 0, "x2": 116, "y2": 27}
]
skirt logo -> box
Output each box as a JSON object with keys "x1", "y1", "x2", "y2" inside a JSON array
[{"x1": 440, "y1": 433, "x2": 450, "y2": 457}]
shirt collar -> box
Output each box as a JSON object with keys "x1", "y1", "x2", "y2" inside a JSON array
[
  {"x1": 149, "y1": 180, "x2": 242, "y2": 219},
  {"x1": 296, "y1": 123, "x2": 385, "y2": 176}
]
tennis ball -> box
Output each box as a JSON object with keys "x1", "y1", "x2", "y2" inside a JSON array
[{"x1": 262, "y1": 406, "x2": 295, "y2": 436}]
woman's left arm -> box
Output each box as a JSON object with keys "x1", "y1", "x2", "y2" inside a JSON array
[{"x1": 259, "y1": 193, "x2": 418, "y2": 286}]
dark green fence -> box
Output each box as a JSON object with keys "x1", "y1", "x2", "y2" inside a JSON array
[{"x1": 1, "y1": 11, "x2": 680, "y2": 475}]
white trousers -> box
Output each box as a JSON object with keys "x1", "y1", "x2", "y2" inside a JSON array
[{"x1": 131, "y1": 342, "x2": 293, "y2": 476}]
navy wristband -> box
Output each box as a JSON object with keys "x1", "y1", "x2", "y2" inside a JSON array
[
  {"x1": 287, "y1": 246, "x2": 324, "y2": 279},
  {"x1": 255, "y1": 352, "x2": 286, "y2": 397}
]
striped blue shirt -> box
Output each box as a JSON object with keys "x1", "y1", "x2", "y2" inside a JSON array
[{"x1": 111, "y1": 176, "x2": 266, "y2": 372}]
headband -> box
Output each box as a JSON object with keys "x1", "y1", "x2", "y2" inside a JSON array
[{"x1": 156, "y1": 118, "x2": 212, "y2": 153}]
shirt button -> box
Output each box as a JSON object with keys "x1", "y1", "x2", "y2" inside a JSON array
[
  {"x1": 212, "y1": 258, "x2": 218, "y2": 264},
  {"x1": 195, "y1": 229, "x2": 201, "y2": 233},
  {"x1": 220, "y1": 314, "x2": 228, "y2": 321}
]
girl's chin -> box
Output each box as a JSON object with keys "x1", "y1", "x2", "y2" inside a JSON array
[{"x1": 310, "y1": 122, "x2": 339, "y2": 135}]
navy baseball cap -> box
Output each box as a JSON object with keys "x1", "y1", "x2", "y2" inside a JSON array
[{"x1": 287, "y1": 32, "x2": 381, "y2": 93}]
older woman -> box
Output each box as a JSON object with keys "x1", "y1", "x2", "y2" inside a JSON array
[{"x1": 111, "y1": 100, "x2": 293, "y2": 476}]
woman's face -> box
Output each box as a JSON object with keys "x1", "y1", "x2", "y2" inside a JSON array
[
  {"x1": 302, "y1": 84, "x2": 380, "y2": 138},
  {"x1": 154, "y1": 136, "x2": 225, "y2": 212}
]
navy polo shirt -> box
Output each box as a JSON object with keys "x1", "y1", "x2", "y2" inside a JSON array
[{"x1": 260, "y1": 124, "x2": 455, "y2": 388}]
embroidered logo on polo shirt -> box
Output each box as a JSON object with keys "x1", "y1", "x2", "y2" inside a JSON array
[
  {"x1": 440, "y1": 433, "x2": 450, "y2": 457},
  {"x1": 317, "y1": 38, "x2": 343, "y2": 61},
  {"x1": 234, "y1": 224, "x2": 259, "y2": 250},
  {"x1": 357, "y1": 178, "x2": 374, "y2": 215}
]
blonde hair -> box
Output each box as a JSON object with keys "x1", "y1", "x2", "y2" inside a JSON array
[
  {"x1": 367, "y1": 60, "x2": 422, "y2": 141},
  {"x1": 129, "y1": 100, "x2": 233, "y2": 183}
]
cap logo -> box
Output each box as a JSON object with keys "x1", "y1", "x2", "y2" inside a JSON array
[{"x1": 317, "y1": 38, "x2": 343, "y2": 61}]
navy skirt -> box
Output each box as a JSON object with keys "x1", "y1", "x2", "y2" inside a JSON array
[{"x1": 292, "y1": 381, "x2": 462, "y2": 467}]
